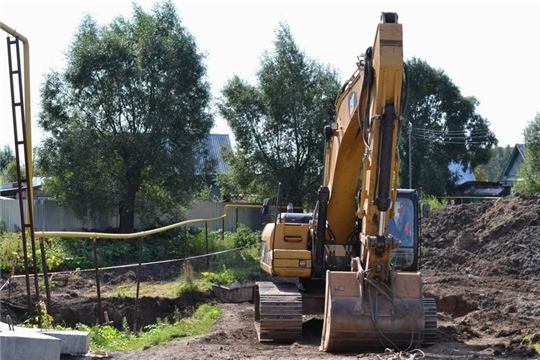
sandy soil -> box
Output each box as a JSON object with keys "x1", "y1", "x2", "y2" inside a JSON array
[{"x1": 2, "y1": 194, "x2": 540, "y2": 359}]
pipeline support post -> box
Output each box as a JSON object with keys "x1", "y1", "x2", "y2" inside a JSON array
[
  {"x1": 205, "y1": 222, "x2": 209, "y2": 270},
  {"x1": 183, "y1": 225, "x2": 187, "y2": 260},
  {"x1": 92, "y1": 237, "x2": 102, "y2": 325},
  {"x1": 38, "y1": 237, "x2": 51, "y2": 312},
  {"x1": 134, "y1": 236, "x2": 143, "y2": 332}
]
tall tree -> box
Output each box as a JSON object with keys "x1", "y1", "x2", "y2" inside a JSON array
[
  {"x1": 400, "y1": 58, "x2": 498, "y2": 195},
  {"x1": 0, "y1": 145, "x2": 14, "y2": 174},
  {"x1": 37, "y1": 1, "x2": 213, "y2": 233},
  {"x1": 515, "y1": 112, "x2": 540, "y2": 194},
  {"x1": 217, "y1": 23, "x2": 340, "y2": 207}
]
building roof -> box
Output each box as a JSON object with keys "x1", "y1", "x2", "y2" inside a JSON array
[
  {"x1": 499, "y1": 143, "x2": 526, "y2": 183},
  {"x1": 454, "y1": 181, "x2": 504, "y2": 197},
  {"x1": 0, "y1": 177, "x2": 45, "y2": 192}
]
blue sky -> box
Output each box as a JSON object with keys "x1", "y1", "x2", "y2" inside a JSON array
[{"x1": 1, "y1": 1, "x2": 539, "y2": 152}]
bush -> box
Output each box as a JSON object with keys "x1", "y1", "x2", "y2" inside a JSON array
[
  {"x1": 422, "y1": 195, "x2": 448, "y2": 211},
  {"x1": 0, "y1": 232, "x2": 22, "y2": 275},
  {"x1": 201, "y1": 266, "x2": 236, "y2": 285},
  {"x1": 227, "y1": 224, "x2": 260, "y2": 248}
]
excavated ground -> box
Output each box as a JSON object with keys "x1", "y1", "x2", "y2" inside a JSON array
[{"x1": 1, "y1": 194, "x2": 540, "y2": 359}]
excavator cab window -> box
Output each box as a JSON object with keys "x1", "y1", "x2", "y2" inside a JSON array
[
  {"x1": 389, "y1": 196, "x2": 417, "y2": 270},
  {"x1": 389, "y1": 198, "x2": 414, "y2": 247}
]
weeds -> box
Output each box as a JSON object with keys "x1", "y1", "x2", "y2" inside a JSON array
[
  {"x1": 176, "y1": 262, "x2": 202, "y2": 296},
  {"x1": 421, "y1": 195, "x2": 448, "y2": 211},
  {"x1": 201, "y1": 265, "x2": 236, "y2": 285},
  {"x1": 23, "y1": 301, "x2": 54, "y2": 330},
  {"x1": 76, "y1": 304, "x2": 222, "y2": 352}
]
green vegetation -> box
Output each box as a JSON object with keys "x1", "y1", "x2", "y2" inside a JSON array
[
  {"x1": 401, "y1": 58, "x2": 497, "y2": 196},
  {"x1": 516, "y1": 112, "x2": 540, "y2": 195},
  {"x1": 201, "y1": 267, "x2": 236, "y2": 286},
  {"x1": 475, "y1": 145, "x2": 513, "y2": 182},
  {"x1": 0, "y1": 232, "x2": 22, "y2": 276},
  {"x1": 23, "y1": 302, "x2": 54, "y2": 330},
  {"x1": 76, "y1": 304, "x2": 221, "y2": 352},
  {"x1": 0, "y1": 225, "x2": 260, "y2": 275},
  {"x1": 112, "y1": 281, "x2": 179, "y2": 299},
  {"x1": 512, "y1": 333, "x2": 540, "y2": 356},
  {"x1": 422, "y1": 195, "x2": 448, "y2": 211},
  {"x1": 217, "y1": 22, "x2": 341, "y2": 207},
  {"x1": 523, "y1": 333, "x2": 540, "y2": 354},
  {"x1": 36, "y1": 1, "x2": 213, "y2": 233}
]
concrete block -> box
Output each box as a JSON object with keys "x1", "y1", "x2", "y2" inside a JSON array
[
  {"x1": 0, "y1": 329, "x2": 62, "y2": 360},
  {"x1": 41, "y1": 329, "x2": 90, "y2": 355},
  {"x1": 213, "y1": 282, "x2": 255, "y2": 303},
  {"x1": 0, "y1": 322, "x2": 90, "y2": 359}
]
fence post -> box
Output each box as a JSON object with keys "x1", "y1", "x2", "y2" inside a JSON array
[
  {"x1": 221, "y1": 217, "x2": 225, "y2": 243},
  {"x1": 205, "y1": 222, "x2": 209, "y2": 270},
  {"x1": 92, "y1": 237, "x2": 102, "y2": 325},
  {"x1": 183, "y1": 225, "x2": 187, "y2": 259},
  {"x1": 235, "y1": 206, "x2": 239, "y2": 231},
  {"x1": 38, "y1": 237, "x2": 51, "y2": 313},
  {"x1": 134, "y1": 236, "x2": 143, "y2": 332}
]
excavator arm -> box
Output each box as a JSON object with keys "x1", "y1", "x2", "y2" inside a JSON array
[{"x1": 315, "y1": 12, "x2": 403, "y2": 280}]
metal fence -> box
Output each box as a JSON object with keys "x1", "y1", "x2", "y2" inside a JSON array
[{"x1": 0, "y1": 198, "x2": 264, "y2": 233}]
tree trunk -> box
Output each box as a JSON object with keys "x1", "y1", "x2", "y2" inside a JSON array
[{"x1": 119, "y1": 182, "x2": 139, "y2": 233}]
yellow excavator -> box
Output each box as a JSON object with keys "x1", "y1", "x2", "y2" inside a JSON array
[{"x1": 255, "y1": 12, "x2": 437, "y2": 352}]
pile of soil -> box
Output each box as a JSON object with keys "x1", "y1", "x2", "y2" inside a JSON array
[{"x1": 421, "y1": 194, "x2": 540, "y2": 279}]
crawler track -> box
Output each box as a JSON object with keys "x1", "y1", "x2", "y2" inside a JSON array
[
  {"x1": 422, "y1": 297, "x2": 438, "y2": 346},
  {"x1": 254, "y1": 282, "x2": 303, "y2": 342}
]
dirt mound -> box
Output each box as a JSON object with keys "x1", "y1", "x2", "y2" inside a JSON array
[{"x1": 421, "y1": 194, "x2": 540, "y2": 279}]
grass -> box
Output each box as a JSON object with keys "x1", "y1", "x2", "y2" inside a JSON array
[
  {"x1": 101, "y1": 247, "x2": 263, "y2": 300},
  {"x1": 109, "y1": 282, "x2": 181, "y2": 298},
  {"x1": 522, "y1": 333, "x2": 540, "y2": 355},
  {"x1": 76, "y1": 303, "x2": 222, "y2": 352},
  {"x1": 83, "y1": 249, "x2": 260, "y2": 352}
]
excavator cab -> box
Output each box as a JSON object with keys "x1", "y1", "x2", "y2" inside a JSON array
[{"x1": 390, "y1": 190, "x2": 420, "y2": 271}]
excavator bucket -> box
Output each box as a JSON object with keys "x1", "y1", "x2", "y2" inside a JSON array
[{"x1": 320, "y1": 270, "x2": 436, "y2": 352}]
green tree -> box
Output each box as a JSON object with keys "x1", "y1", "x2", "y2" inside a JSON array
[
  {"x1": 36, "y1": 1, "x2": 213, "y2": 233},
  {"x1": 473, "y1": 166, "x2": 488, "y2": 182},
  {"x1": 475, "y1": 145, "x2": 513, "y2": 182},
  {"x1": 5, "y1": 160, "x2": 23, "y2": 183},
  {"x1": 515, "y1": 113, "x2": 540, "y2": 194},
  {"x1": 0, "y1": 145, "x2": 14, "y2": 171},
  {"x1": 402, "y1": 58, "x2": 498, "y2": 195},
  {"x1": 217, "y1": 23, "x2": 340, "y2": 207}
]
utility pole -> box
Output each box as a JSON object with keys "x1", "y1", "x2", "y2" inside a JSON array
[{"x1": 408, "y1": 122, "x2": 412, "y2": 189}]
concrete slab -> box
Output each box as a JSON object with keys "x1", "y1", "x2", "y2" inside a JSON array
[
  {"x1": 0, "y1": 322, "x2": 90, "y2": 359},
  {"x1": 41, "y1": 329, "x2": 90, "y2": 355},
  {"x1": 0, "y1": 329, "x2": 62, "y2": 360}
]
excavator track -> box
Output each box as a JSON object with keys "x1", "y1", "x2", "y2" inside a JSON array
[
  {"x1": 422, "y1": 297, "x2": 438, "y2": 346},
  {"x1": 254, "y1": 282, "x2": 303, "y2": 342}
]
